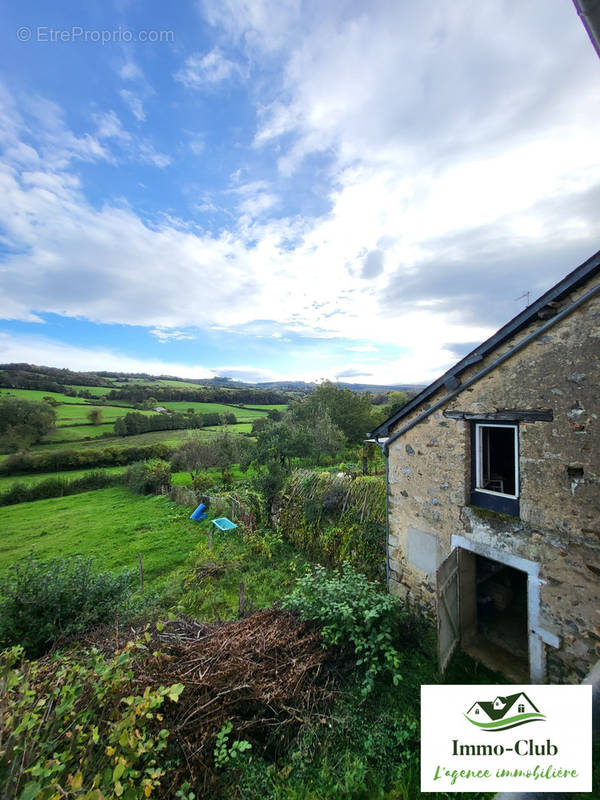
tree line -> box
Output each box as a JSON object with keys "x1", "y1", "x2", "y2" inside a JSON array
[
  {"x1": 105, "y1": 385, "x2": 288, "y2": 405},
  {"x1": 113, "y1": 410, "x2": 237, "y2": 437}
]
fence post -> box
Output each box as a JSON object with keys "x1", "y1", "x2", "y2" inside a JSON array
[
  {"x1": 137, "y1": 552, "x2": 144, "y2": 593},
  {"x1": 238, "y1": 582, "x2": 246, "y2": 618}
]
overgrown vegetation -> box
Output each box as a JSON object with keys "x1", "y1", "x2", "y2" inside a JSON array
[
  {"x1": 123, "y1": 459, "x2": 172, "y2": 495},
  {"x1": 0, "y1": 644, "x2": 184, "y2": 800},
  {"x1": 3, "y1": 368, "x2": 568, "y2": 799},
  {"x1": 279, "y1": 470, "x2": 386, "y2": 580},
  {"x1": 284, "y1": 563, "x2": 416, "y2": 696},
  {"x1": 0, "y1": 554, "x2": 134, "y2": 657}
]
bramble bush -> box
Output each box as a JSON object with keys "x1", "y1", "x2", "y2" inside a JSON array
[
  {"x1": 283, "y1": 563, "x2": 418, "y2": 696},
  {"x1": 0, "y1": 554, "x2": 134, "y2": 657},
  {"x1": 278, "y1": 471, "x2": 386, "y2": 581},
  {"x1": 0, "y1": 643, "x2": 185, "y2": 800}
]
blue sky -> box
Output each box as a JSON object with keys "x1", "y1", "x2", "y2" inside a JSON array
[{"x1": 0, "y1": 1, "x2": 598, "y2": 384}]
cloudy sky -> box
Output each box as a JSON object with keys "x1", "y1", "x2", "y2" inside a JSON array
[{"x1": 0, "y1": 1, "x2": 598, "y2": 385}]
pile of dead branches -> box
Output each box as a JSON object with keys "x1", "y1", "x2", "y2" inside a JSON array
[{"x1": 134, "y1": 607, "x2": 338, "y2": 793}]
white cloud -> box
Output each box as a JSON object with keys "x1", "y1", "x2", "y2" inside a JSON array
[
  {"x1": 93, "y1": 109, "x2": 170, "y2": 167},
  {"x1": 120, "y1": 89, "x2": 146, "y2": 121},
  {"x1": 201, "y1": 0, "x2": 301, "y2": 53},
  {"x1": 119, "y1": 58, "x2": 144, "y2": 81},
  {"x1": 174, "y1": 48, "x2": 243, "y2": 88},
  {"x1": 2, "y1": 4, "x2": 600, "y2": 384},
  {"x1": 215, "y1": 365, "x2": 278, "y2": 382},
  {"x1": 0, "y1": 333, "x2": 214, "y2": 379},
  {"x1": 149, "y1": 328, "x2": 195, "y2": 342}
]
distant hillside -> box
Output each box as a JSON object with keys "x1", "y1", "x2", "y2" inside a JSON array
[
  {"x1": 0, "y1": 364, "x2": 424, "y2": 399},
  {"x1": 0, "y1": 364, "x2": 113, "y2": 391}
]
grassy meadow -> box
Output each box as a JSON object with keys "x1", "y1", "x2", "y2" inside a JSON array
[
  {"x1": 0, "y1": 487, "x2": 205, "y2": 593},
  {"x1": 0, "y1": 388, "x2": 97, "y2": 404}
]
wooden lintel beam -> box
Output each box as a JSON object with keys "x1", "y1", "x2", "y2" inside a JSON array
[{"x1": 443, "y1": 409, "x2": 553, "y2": 422}]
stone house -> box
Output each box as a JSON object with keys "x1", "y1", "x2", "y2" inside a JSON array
[{"x1": 369, "y1": 250, "x2": 600, "y2": 684}]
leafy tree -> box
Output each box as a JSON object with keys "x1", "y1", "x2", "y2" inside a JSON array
[
  {"x1": 212, "y1": 430, "x2": 243, "y2": 477},
  {"x1": 87, "y1": 407, "x2": 103, "y2": 425},
  {"x1": 171, "y1": 434, "x2": 219, "y2": 481},
  {"x1": 242, "y1": 419, "x2": 314, "y2": 503},
  {"x1": 251, "y1": 417, "x2": 269, "y2": 435},
  {"x1": 372, "y1": 390, "x2": 410, "y2": 428},
  {"x1": 386, "y1": 390, "x2": 409, "y2": 416},
  {"x1": 0, "y1": 398, "x2": 56, "y2": 451},
  {"x1": 311, "y1": 411, "x2": 346, "y2": 464},
  {"x1": 287, "y1": 403, "x2": 345, "y2": 465},
  {"x1": 294, "y1": 381, "x2": 375, "y2": 443}
]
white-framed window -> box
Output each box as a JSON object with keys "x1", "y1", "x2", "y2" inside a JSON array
[{"x1": 474, "y1": 423, "x2": 519, "y2": 499}]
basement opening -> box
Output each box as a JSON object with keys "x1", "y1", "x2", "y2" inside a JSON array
[
  {"x1": 437, "y1": 547, "x2": 531, "y2": 682},
  {"x1": 463, "y1": 554, "x2": 529, "y2": 682}
]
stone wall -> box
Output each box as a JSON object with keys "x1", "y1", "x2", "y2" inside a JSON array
[{"x1": 387, "y1": 274, "x2": 600, "y2": 681}]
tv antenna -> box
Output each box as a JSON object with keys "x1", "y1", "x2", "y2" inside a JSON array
[{"x1": 514, "y1": 291, "x2": 530, "y2": 309}]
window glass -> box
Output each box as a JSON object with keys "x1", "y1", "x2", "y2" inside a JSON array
[{"x1": 476, "y1": 425, "x2": 517, "y2": 497}]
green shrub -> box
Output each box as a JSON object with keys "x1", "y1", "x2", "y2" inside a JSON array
[
  {"x1": 191, "y1": 470, "x2": 216, "y2": 492},
  {"x1": 0, "y1": 554, "x2": 134, "y2": 657},
  {"x1": 124, "y1": 459, "x2": 171, "y2": 495},
  {"x1": 0, "y1": 644, "x2": 184, "y2": 800},
  {"x1": 284, "y1": 563, "x2": 411, "y2": 696}
]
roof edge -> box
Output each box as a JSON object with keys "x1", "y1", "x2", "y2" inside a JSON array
[{"x1": 369, "y1": 248, "x2": 600, "y2": 440}]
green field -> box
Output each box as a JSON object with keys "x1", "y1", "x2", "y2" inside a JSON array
[
  {"x1": 31, "y1": 425, "x2": 248, "y2": 452},
  {"x1": 0, "y1": 488, "x2": 205, "y2": 592},
  {"x1": 42, "y1": 423, "x2": 117, "y2": 442},
  {"x1": 0, "y1": 388, "x2": 93, "y2": 404},
  {"x1": 242, "y1": 404, "x2": 288, "y2": 411},
  {"x1": 0, "y1": 389, "x2": 257, "y2": 454},
  {"x1": 160, "y1": 401, "x2": 266, "y2": 420},
  {"x1": 55, "y1": 404, "x2": 145, "y2": 424}
]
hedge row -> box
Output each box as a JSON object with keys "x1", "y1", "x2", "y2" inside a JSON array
[
  {"x1": 0, "y1": 470, "x2": 123, "y2": 506},
  {"x1": 278, "y1": 470, "x2": 386, "y2": 582},
  {"x1": 0, "y1": 442, "x2": 174, "y2": 475}
]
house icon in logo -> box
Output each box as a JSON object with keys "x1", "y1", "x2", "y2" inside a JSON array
[{"x1": 465, "y1": 692, "x2": 545, "y2": 731}]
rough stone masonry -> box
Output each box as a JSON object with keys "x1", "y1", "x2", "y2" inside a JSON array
[{"x1": 385, "y1": 271, "x2": 600, "y2": 683}]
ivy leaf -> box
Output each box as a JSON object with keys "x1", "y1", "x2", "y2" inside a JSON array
[
  {"x1": 71, "y1": 772, "x2": 83, "y2": 790},
  {"x1": 18, "y1": 782, "x2": 42, "y2": 800},
  {"x1": 166, "y1": 683, "x2": 184, "y2": 702}
]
